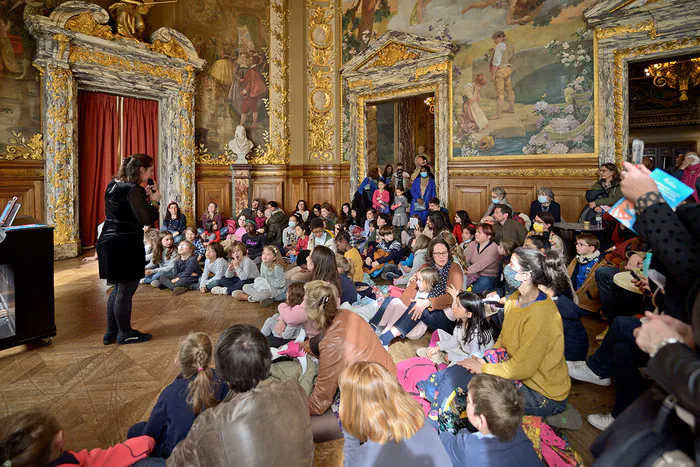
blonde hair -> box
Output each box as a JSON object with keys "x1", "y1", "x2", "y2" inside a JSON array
[
  {"x1": 412, "y1": 234, "x2": 431, "y2": 253},
  {"x1": 178, "y1": 333, "x2": 218, "y2": 416},
  {"x1": 335, "y1": 254, "x2": 354, "y2": 278},
  {"x1": 262, "y1": 245, "x2": 286, "y2": 270},
  {"x1": 304, "y1": 280, "x2": 339, "y2": 330},
  {"x1": 417, "y1": 267, "x2": 439, "y2": 292},
  {"x1": 339, "y1": 362, "x2": 424, "y2": 444}
]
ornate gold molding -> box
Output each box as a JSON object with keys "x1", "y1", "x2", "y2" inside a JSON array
[
  {"x1": 416, "y1": 61, "x2": 448, "y2": 80},
  {"x1": 68, "y1": 46, "x2": 184, "y2": 84},
  {"x1": 0, "y1": 168, "x2": 45, "y2": 178},
  {"x1": 348, "y1": 79, "x2": 372, "y2": 90},
  {"x1": 150, "y1": 39, "x2": 187, "y2": 60},
  {"x1": 251, "y1": 170, "x2": 287, "y2": 177},
  {"x1": 0, "y1": 133, "x2": 43, "y2": 161},
  {"x1": 596, "y1": 19, "x2": 658, "y2": 40},
  {"x1": 249, "y1": 0, "x2": 289, "y2": 165},
  {"x1": 613, "y1": 36, "x2": 700, "y2": 164},
  {"x1": 307, "y1": 0, "x2": 336, "y2": 162},
  {"x1": 449, "y1": 168, "x2": 599, "y2": 178},
  {"x1": 177, "y1": 90, "x2": 196, "y2": 223},
  {"x1": 65, "y1": 12, "x2": 115, "y2": 40},
  {"x1": 366, "y1": 42, "x2": 420, "y2": 69},
  {"x1": 194, "y1": 145, "x2": 236, "y2": 165}
]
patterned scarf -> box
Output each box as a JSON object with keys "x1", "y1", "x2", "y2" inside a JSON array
[
  {"x1": 576, "y1": 250, "x2": 600, "y2": 264},
  {"x1": 428, "y1": 258, "x2": 453, "y2": 298}
]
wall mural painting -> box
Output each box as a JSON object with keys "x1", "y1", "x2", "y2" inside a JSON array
[
  {"x1": 181, "y1": 0, "x2": 269, "y2": 157},
  {"x1": 341, "y1": 0, "x2": 597, "y2": 159}
]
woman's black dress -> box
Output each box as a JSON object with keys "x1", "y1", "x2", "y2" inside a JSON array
[{"x1": 97, "y1": 180, "x2": 159, "y2": 283}]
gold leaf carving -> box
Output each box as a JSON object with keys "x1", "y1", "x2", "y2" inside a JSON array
[
  {"x1": 596, "y1": 19, "x2": 658, "y2": 40},
  {"x1": 68, "y1": 46, "x2": 184, "y2": 84},
  {"x1": 613, "y1": 37, "x2": 700, "y2": 164},
  {"x1": 0, "y1": 132, "x2": 43, "y2": 161},
  {"x1": 65, "y1": 12, "x2": 115, "y2": 40},
  {"x1": 348, "y1": 79, "x2": 372, "y2": 90},
  {"x1": 366, "y1": 42, "x2": 420, "y2": 69},
  {"x1": 416, "y1": 61, "x2": 448, "y2": 80},
  {"x1": 194, "y1": 144, "x2": 236, "y2": 165},
  {"x1": 449, "y1": 168, "x2": 599, "y2": 178},
  {"x1": 0, "y1": 168, "x2": 45, "y2": 178},
  {"x1": 150, "y1": 39, "x2": 187, "y2": 60}
]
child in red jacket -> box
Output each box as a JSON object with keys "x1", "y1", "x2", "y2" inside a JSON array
[{"x1": 0, "y1": 410, "x2": 155, "y2": 466}]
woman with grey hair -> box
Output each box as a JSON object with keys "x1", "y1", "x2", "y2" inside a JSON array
[
  {"x1": 530, "y1": 187, "x2": 561, "y2": 222},
  {"x1": 481, "y1": 187, "x2": 513, "y2": 221}
]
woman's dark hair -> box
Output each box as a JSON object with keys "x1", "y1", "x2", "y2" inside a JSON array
[
  {"x1": 312, "y1": 203, "x2": 322, "y2": 214},
  {"x1": 296, "y1": 200, "x2": 307, "y2": 212},
  {"x1": 368, "y1": 167, "x2": 380, "y2": 179},
  {"x1": 205, "y1": 202, "x2": 220, "y2": 221},
  {"x1": 512, "y1": 247, "x2": 568, "y2": 290},
  {"x1": 457, "y1": 292, "x2": 496, "y2": 348},
  {"x1": 525, "y1": 234, "x2": 549, "y2": 251},
  {"x1": 215, "y1": 324, "x2": 271, "y2": 393},
  {"x1": 117, "y1": 153, "x2": 153, "y2": 184},
  {"x1": 320, "y1": 202, "x2": 336, "y2": 216},
  {"x1": 543, "y1": 249, "x2": 576, "y2": 301},
  {"x1": 427, "y1": 237, "x2": 451, "y2": 267},
  {"x1": 383, "y1": 164, "x2": 394, "y2": 178},
  {"x1": 499, "y1": 238, "x2": 518, "y2": 267},
  {"x1": 165, "y1": 201, "x2": 181, "y2": 222},
  {"x1": 476, "y1": 222, "x2": 493, "y2": 239},
  {"x1": 455, "y1": 210, "x2": 472, "y2": 227},
  {"x1": 419, "y1": 165, "x2": 433, "y2": 178},
  {"x1": 428, "y1": 211, "x2": 450, "y2": 237},
  {"x1": 340, "y1": 202, "x2": 351, "y2": 220},
  {"x1": 377, "y1": 213, "x2": 391, "y2": 226},
  {"x1": 0, "y1": 410, "x2": 62, "y2": 466},
  {"x1": 601, "y1": 162, "x2": 621, "y2": 182},
  {"x1": 536, "y1": 211, "x2": 555, "y2": 229},
  {"x1": 310, "y1": 245, "x2": 340, "y2": 291}
]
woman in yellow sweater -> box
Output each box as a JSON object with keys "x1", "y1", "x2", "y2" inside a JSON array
[{"x1": 460, "y1": 247, "x2": 571, "y2": 416}]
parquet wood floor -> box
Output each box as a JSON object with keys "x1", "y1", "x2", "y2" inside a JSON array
[{"x1": 0, "y1": 256, "x2": 612, "y2": 466}]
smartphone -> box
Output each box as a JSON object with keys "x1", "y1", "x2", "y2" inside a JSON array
[
  {"x1": 631, "y1": 139, "x2": 644, "y2": 166},
  {"x1": 629, "y1": 269, "x2": 641, "y2": 281}
]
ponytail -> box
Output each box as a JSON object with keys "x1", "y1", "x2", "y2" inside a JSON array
[
  {"x1": 304, "y1": 280, "x2": 339, "y2": 330},
  {"x1": 0, "y1": 411, "x2": 61, "y2": 467},
  {"x1": 179, "y1": 333, "x2": 218, "y2": 416}
]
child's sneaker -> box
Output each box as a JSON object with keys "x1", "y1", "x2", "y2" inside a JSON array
[
  {"x1": 259, "y1": 298, "x2": 273, "y2": 307},
  {"x1": 211, "y1": 286, "x2": 228, "y2": 295},
  {"x1": 172, "y1": 287, "x2": 187, "y2": 296},
  {"x1": 150, "y1": 280, "x2": 161, "y2": 288}
]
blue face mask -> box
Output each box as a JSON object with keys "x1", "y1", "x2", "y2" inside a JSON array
[
  {"x1": 503, "y1": 265, "x2": 523, "y2": 289},
  {"x1": 288, "y1": 221, "x2": 296, "y2": 228},
  {"x1": 420, "y1": 172, "x2": 428, "y2": 178},
  {"x1": 491, "y1": 197, "x2": 500, "y2": 204},
  {"x1": 538, "y1": 195, "x2": 549, "y2": 204}
]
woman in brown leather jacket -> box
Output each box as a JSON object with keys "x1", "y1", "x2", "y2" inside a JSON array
[{"x1": 303, "y1": 280, "x2": 396, "y2": 442}]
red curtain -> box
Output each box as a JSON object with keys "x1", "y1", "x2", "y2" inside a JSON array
[
  {"x1": 122, "y1": 97, "x2": 159, "y2": 177},
  {"x1": 78, "y1": 91, "x2": 119, "y2": 248}
]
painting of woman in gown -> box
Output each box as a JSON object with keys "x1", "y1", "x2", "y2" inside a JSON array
[{"x1": 459, "y1": 73, "x2": 488, "y2": 134}]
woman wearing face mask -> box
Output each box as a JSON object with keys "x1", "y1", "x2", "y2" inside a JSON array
[
  {"x1": 459, "y1": 247, "x2": 570, "y2": 417},
  {"x1": 529, "y1": 187, "x2": 561, "y2": 223},
  {"x1": 410, "y1": 166, "x2": 436, "y2": 224},
  {"x1": 481, "y1": 187, "x2": 512, "y2": 222},
  {"x1": 527, "y1": 211, "x2": 564, "y2": 253}
]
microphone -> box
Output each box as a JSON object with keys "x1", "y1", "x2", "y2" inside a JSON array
[{"x1": 147, "y1": 178, "x2": 157, "y2": 193}]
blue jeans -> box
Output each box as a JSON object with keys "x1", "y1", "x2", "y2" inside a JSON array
[
  {"x1": 143, "y1": 270, "x2": 167, "y2": 284},
  {"x1": 586, "y1": 316, "x2": 648, "y2": 417},
  {"x1": 471, "y1": 275, "x2": 498, "y2": 294},
  {"x1": 369, "y1": 296, "x2": 393, "y2": 328},
  {"x1": 196, "y1": 227, "x2": 228, "y2": 241},
  {"x1": 518, "y1": 384, "x2": 568, "y2": 417},
  {"x1": 393, "y1": 305, "x2": 456, "y2": 336}
]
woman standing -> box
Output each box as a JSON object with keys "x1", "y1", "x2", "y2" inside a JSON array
[
  {"x1": 98, "y1": 154, "x2": 161, "y2": 345},
  {"x1": 410, "y1": 166, "x2": 436, "y2": 224}
]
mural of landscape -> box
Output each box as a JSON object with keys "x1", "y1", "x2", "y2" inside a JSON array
[{"x1": 341, "y1": 0, "x2": 597, "y2": 158}]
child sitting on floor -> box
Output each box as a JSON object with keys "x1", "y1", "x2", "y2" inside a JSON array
[
  {"x1": 232, "y1": 245, "x2": 287, "y2": 307},
  {"x1": 254, "y1": 207, "x2": 266, "y2": 230},
  {"x1": 241, "y1": 219, "x2": 265, "y2": 264},
  {"x1": 286, "y1": 222, "x2": 309, "y2": 263},
  {"x1": 335, "y1": 231, "x2": 364, "y2": 283},
  {"x1": 231, "y1": 214, "x2": 248, "y2": 242},
  {"x1": 143, "y1": 231, "x2": 177, "y2": 284},
  {"x1": 211, "y1": 241, "x2": 260, "y2": 296},
  {"x1": 126, "y1": 332, "x2": 228, "y2": 459},
  {"x1": 439, "y1": 374, "x2": 541, "y2": 467},
  {"x1": 365, "y1": 225, "x2": 403, "y2": 277},
  {"x1": 460, "y1": 224, "x2": 476, "y2": 250},
  {"x1": 0, "y1": 410, "x2": 156, "y2": 466},
  {"x1": 567, "y1": 233, "x2": 602, "y2": 313},
  {"x1": 282, "y1": 215, "x2": 299, "y2": 255},
  {"x1": 152, "y1": 240, "x2": 201, "y2": 295},
  {"x1": 261, "y1": 281, "x2": 306, "y2": 344},
  {"x1": 184, "y1": 226, "x2": 205, "y2": 263},
  {"x1": 374, "y1": 267, "x2": 439, "y2": 346},
  {"x1": 199, "y1": 243, "x2": 228, "y2": 293},
  {"x1": 417, "y1": 286, "x2": 495, "y2": 365}
]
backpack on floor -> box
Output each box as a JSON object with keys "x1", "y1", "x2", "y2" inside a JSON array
[
  {"x1": 521, "y1": 416, "x2": 585, "y2": 466},
  {"x1": 396, "y1": 357, "x2": 447, "y2": 415}
]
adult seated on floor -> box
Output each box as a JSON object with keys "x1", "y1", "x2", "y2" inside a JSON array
[
  {"x1": 168, "y1": 324, "x2": 314, "y2": 466},
  {"x1": 527, "y1": 211, "x2": 564, "y2": 253},
  {"x1": 262, "y1": 201, "x2": 287, "y2": 250},
  {"x1": 285, "y1": 218, "x2": 336, "y2": 282},
  {"x1": 423, "y1": 210, "x2": 451, "y2": 239},
  {"x1": 491, "y1": 204, "x2": 527, "y2": 246},
  {"x1": 460, "y1": 247, "x2": 570, "y2": 417},
  {"x1": 529, "y1": 187, "x2": 561, "y2": 223},
  {"x1": 463, "y1": 223, "x2": 501, "y2": 294},
  {"x1": 309, "y1": 245, "x2": 357, "y2": 306},
  {"x1": 303, "y1": 281, "x2": 395, "y2": 442},
  {"x1": 481, "y1": 186, "x2": 512, "y2": 220},
  {"x1": 371, "y1": 238, "x2": 463, "y2": 344}
]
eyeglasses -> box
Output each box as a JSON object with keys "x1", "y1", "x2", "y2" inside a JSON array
[{"x1": 433, "y1": 250, "x2": 450, "y2": 257}]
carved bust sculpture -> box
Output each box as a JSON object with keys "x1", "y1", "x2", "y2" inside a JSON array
[{"x1": 227, "y1": 125, "x2": 253, "y2": 163}]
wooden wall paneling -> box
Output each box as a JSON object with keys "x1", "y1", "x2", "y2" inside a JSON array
[
  {"x1": 252, "y1": 181, "x2": 284, "y2": 207},
  {"x1": 339, "y1": 176, "x2": 350, "y2": 210},
  {"x1": 0, "y1": 162, "x2": 45, "y2": 221},
  {"x1": 196, "y1": 178, "x2": 232, "y2": 221},
  {"x1": 306, "y1": 179, "x2": 335, "y2": 208},
  {"x1": 448, "y1": 180, "x2": 490, "y2": 222}
]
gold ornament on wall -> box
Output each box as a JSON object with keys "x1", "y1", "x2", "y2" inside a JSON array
[
  {"x1": 644, "y1": 58, "x2": 700, "y2": 102},
  {"x1": 0, "y1": 132, "x2": 43, "y2": 161},
  {"x1": 596, "y1": 19, "x2": 658, "y2": 40},
  {"x1": 366, "y1": 42, "x2": 420, "y2": 69},
  {"x1": 416, "y1": 61, "x2": 448, "y2": 80},
  {"x1": 150, "y1": 39, "x2": 187, "y2": 60},
  {"x1": 64, "y1": 12, "x2": 115, "y2": 40},
  {"x1": 108, "y1": 0, "x2": 178, "y2": 41},
  {"x1": 68, "y1": 47, "x2": 184, "y2": 84}
]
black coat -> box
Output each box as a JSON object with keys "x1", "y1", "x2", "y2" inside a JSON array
[
  {"x1": 529, "y1": 200, "x2": 561, "y2": 223},
  {"x1": 97, "y1": 180, "x2": 159, "y2": 283}
]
